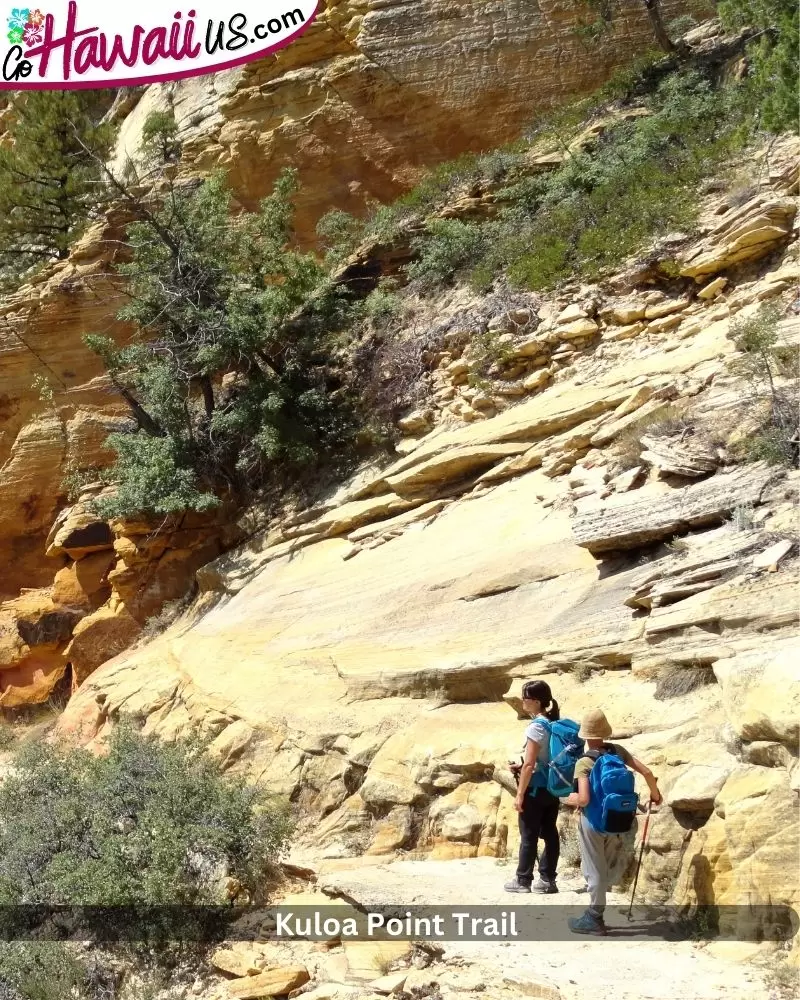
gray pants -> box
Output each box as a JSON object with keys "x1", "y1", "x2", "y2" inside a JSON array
[{"x1": 578, "y1": 814, "x2": 633, "y2": 916}]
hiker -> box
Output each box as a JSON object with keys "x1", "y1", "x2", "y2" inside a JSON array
[
  {"x1": 563, "y1": 708, "x2": 662, "y2": 935},
  {"x1": 504, "y1": 679, "x2": 561, "y2": 895}
]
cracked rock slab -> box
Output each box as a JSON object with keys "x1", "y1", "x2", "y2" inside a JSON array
[{"x1": 571, "y1": 465, "x2": 779, "y2": 553}]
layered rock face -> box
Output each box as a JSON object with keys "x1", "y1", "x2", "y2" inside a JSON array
[
  {"x1": 113, "y1": 0, "x2": 691, "y2": 244},
  {"x1": 0, "y1": 223, "x2": 131, "y2": 601},
  {"x1": 57, "y1": 135, "x2": 800, "y2": 954},
  {"x1": 0, "y1": 0, "x2": 693, "y2": 640}
]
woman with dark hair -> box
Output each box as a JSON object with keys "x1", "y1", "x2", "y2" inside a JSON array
[{"x1": 504, "y1": 679, "x2": 561, "y2": 894}]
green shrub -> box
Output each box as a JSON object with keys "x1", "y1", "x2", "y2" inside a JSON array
[
  {"x1": 729, "y1": 305, "x2": 798, "y2": 468},
  {"x1": 93, "y1": 433, "x2": 219, "y2": 519},
  {"x1": 0, "y1": 723, "x2": 292, "y2": 906},
  {"x1": 506, "y1": 235, "x2": 573, "y2": 291},
  {"x1": 316, "y1": 209, "x2": 365, "y2": 268},
  {"x1": 363, "y1": 283, "x2": 404, "y2": 328},
  {"x1": 719, "y1": 0, "x2": 799, "y2": 132},
  {"x1": 407, "y1": 219, "x2": 488, "y2": 290},
  {"x1": 60, "y1": 463, "x2": 104, "y2": 504},
  {"x1": 0, "y1": 943, "x2": 89, "y2": 1000},
  {"x1": 405, "y1": 70, "x2": 752, "y2": 295},
  {"x1": 740, "y1": 426, "x2": 797, "y2": 466}
]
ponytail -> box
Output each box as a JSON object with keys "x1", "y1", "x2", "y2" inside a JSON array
[{"x1": 521, "y1": 680, "x2": 559, "y2": 720}]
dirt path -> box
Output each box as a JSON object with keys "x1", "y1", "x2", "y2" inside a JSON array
[{"x1": 308, "y1": 856, "x2": 774, "y2": 1000}]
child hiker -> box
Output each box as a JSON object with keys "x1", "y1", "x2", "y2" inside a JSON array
[
  {"x1": 504, "y1": 680, "x2": 562, "y2": 895},
  {"x1": 563, "y1": 708, "x2": 662, "y2": 934}
]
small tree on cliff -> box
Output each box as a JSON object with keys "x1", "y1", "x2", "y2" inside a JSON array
[
  {"x1": 577, "y1": 0, "x2": 678, "y2": 53},
  {"x1": 85, "y1": 113, "x2": 356, "y2": 519},
  {"x1": 719, "y1": 0, "x2": 799, "y2": 131},
  {"x1": 0, "y1": 91, "x2": 114, "y2": 290}
]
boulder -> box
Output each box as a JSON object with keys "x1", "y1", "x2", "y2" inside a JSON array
[
  {"x1": 713, "y1": 638, "x2": 800, "y2": 745},
  {"x1": 698, "y1": 277, "x2": 728, "y2": 300},
  {"x1": 348, "y1": 500, "x2": 445, "y2": 544},
  {"x1": 298, "y1": 495, "x2": 419, "y2": 539},
  {"x1": 589, "y1": 397, "x2": 669, "y2": 448},
  {"x1": 644, "y1": 298, "x2": 690, "y2": 319},
  {"x1": 602, "y1": 321, "x2": 646, "y2": 342},
  {"x1": 609, "y1": 466, "x2": 644, "y2": 493},
  {"x1": 224, "y1": 966, "x2": 309, "y2": 998},
  {"x1": 571, "y1": 465, "x2": 778, "y2": 553},
  {"x1": 680, "y1": 197, "x2": 797, "y2": 278},
  {"x1": 554, "y1": 318, "x2": 599, "y2": 340},
  {"x1": 63, "y1": 604, "x2": 142, "y2": 686},
  {"x1": 612, "y1": 385, "x2": 655, "y2": 420},
  {"x1": 752, "y1": 538, "x2": 793, "y2": 570},
  {"x1": 639, "y1": 433, "x2": 720, "y2": 478},
  {"x1": 666, "y1": 763, "x2": 733, "y2": 811},
  {"x1": 385, "y1": 443, "x2": 529, "y2": 498},
  {"x1": 397, "y1": 410, "x2": 433, "y2": 435},
  {"x1": 368, "y1": 972, "x2": 408, "y2": 995},
  {"x1": 502, "y1": 975, "x2": 562, "y2": 1000},
  {"x1": 211, "y1": 948, "x2": 262, "y2": 977},
  {"x1": 0, "y1": 648, "x2": 67, "y2": 708},
  {"x1": 52, "y1": 551, "x2": 114, "y2": 609},
  {"x1": 342, "y1": 940, "x2": 412, "y2": 982},
  {"x1": 46, "y1": 502, "x2": 113, "y2": 559},
  {"x1": 646, "y1": 570, "x2": 798, "y2": 637},
  {"x1": 607, "y1": 301, "x2": 647, "y2": 325}
]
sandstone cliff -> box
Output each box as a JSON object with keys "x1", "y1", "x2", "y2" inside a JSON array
[
  {"x1": 113, "y1": 0, "x2": 692, "y2": 244},
  {"x1": 0, "y1": 0, "x2": 699, "y2": 698},
  {"x1": 53, "y1": 132, "x2": 800, "y2": 972},
  {"x1": 0, "y1": 12, "x2": 798, "y2": 993}
]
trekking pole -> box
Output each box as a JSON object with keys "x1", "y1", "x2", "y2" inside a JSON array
[{"x1": 627, "y1": 800, "x2": 654, "y2": 921}]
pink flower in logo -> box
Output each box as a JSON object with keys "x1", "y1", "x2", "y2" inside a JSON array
[{"x1": 23, "y1": 20, "x2": 41, "y2": 44}]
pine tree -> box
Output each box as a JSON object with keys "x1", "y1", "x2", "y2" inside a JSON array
[
  {"x1": 0, "y1": 91, "x2": 114, "y2": 289},
  {"x1": 719, "y1": 0, "x2": 799, "y2": 132},
  {"x1": 85, "y1": 113, "x2": 355, "y2": 518}
]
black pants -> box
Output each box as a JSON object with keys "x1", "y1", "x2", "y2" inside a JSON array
[{"x1": 516, "y1": 786, "x2": 560, "y2": 885}]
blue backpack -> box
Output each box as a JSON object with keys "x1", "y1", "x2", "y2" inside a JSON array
[
  {"x1": 584, "y1": 750, "x2": 639, "y2": 833},
  {"x1": 530, "y1": 719, "x2": 585, "y2": 798}
]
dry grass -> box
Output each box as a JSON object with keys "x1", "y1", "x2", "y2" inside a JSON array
[
  {"x1": 612, "y1": 403, "x2": 690, "y2": 472},
  {"x1": 558, "y1": 815, "x2": 582, "y2": 868},
  {"x1": 654, "y1": 665, "x2": 716, "y2": 701},
  {"x1": 134, "y1": 589, "x2": 196, "y2": 647},
  {"x1": 573, "y1": 662, "x2": 593, "y2": 684}
]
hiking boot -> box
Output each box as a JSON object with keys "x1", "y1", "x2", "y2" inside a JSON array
[
  {"x1": 532, "y1": 878, "x2": 558, "y2": 894},
  {"x1": 504, "y1": 878, "x2": 531, "y2": 893},
  {"x1": 568, "y1": 910, "x2": 606, "y2": 935}
]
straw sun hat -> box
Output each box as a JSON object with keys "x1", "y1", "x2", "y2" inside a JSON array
[{"x1": 578, "y1": 709, "x2": 613, "y2": 740}]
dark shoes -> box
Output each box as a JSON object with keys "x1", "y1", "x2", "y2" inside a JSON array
[
  {"x1": 504, "y1": 878, "x2": 531, "y2": 893},
  {"x1": 568, "y1": 910, "x2": 607, "y2": 935}
]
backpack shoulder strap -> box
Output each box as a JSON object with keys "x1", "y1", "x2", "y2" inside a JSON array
[{"x1": 582, "y1": 749, "x2": 603, "y2": 761}]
